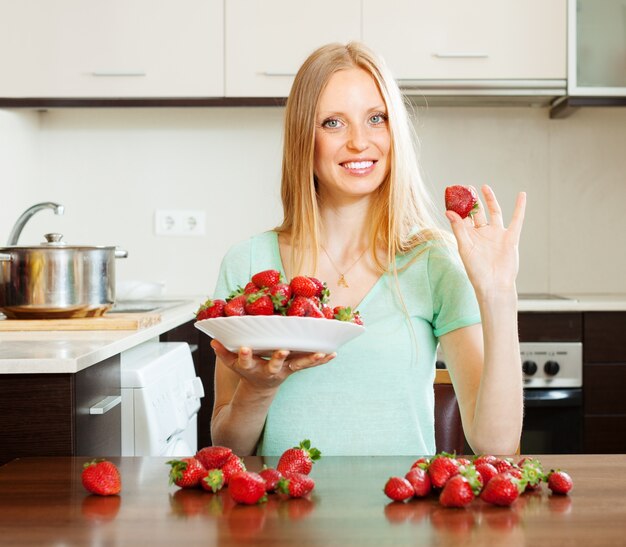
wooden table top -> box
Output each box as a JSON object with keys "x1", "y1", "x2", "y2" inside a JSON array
[{"x1": 1, "y1": 454, "x2": 625, "y2": 546}]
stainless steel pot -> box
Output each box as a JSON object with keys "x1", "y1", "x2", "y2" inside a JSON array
[{"x1": 0, "y1": 233, "x2": 128, "y2": 319}]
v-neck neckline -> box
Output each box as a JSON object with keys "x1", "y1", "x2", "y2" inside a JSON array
[{"x1": 269, "y1": 230, "x2": 387, "y2": 312}]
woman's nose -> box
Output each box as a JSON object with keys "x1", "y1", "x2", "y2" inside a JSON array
[{"x1": 347, "y1": 124, "x2": 368, "y2": 151}]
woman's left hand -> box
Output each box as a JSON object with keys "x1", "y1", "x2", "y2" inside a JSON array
[{"x1": 445, "y1": 184, "x2": 526, "y2": 297}]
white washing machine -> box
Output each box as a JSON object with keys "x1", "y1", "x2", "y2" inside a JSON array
[{"x1": 120, "y1": 341, "x2": 204, "y2": 456}]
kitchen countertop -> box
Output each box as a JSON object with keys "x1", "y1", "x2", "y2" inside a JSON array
[
  {"x1": 517, "y1": 293, "x2": 626, "y2": 312},
  {"x1": 0, "y1": 298, "x2": 203, "y2": 374},
  {"x1": 0, "y1": 454, "x2": 624, "y2": 546}
]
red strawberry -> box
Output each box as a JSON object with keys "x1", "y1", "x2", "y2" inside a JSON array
[
  {"x1": 286, "y1": 296, "x2": 323, "y2": 318},
  {"x1": 201, "y1": 468, "x2": 225, "y2": 493},
  {"x1": 493, "y1": 457, "x2": 514, "y2": 474},
  {"x1": 278, "y1": 472, "x2": 315, "y2": 498},
  {"x1": 244, "y1": 281, "x2": 259, "y2": 294},
  {"x1": 475, "y1": 462, "x2": 498, "y2": 487},
  {"x1": 81, "y1": 460, "x2": 121, "y2": 496},
  {"x1": 259, "y1": 466, "x2": 283, "y2": 493},
  {"x1": 251, "y1": 269, "x2": 282, "y2": 288},
  {"x1": 321, "y1": 304, "x2": 335, "y2": 319},
  {"x1": 383, "y1": 476, "x2": 414, "y2": 502},
  {"x1": 196, "y1": 298, "x2": 226, "y2": 320},
  {"x1": 410, "y1": 457, "x2": 431, "y2": 470},
  {"x1": 195, "y1": 446, "x2": 233, "y2": 470},
  {"x1": 439, "y1": 475, "x2": 476, "y2": 508},
  {"x1": 445, "y1": 185, "x2": 479, "y2": 219},
  {"x1": 428, "y1": 454, "x2": 461, "y2": 489},
  {"x1": 308, "y1": 277, "x2": 329, "y2": 302},
  {"x1": 518, "y1": 457, "x2": 545, "y2": 491},
  {"x1": 276, "y1": 439, "x2": 321, "y2": 475},
  {"x1": 224, "y1": 294, "x2": 247, "y2": 316},
  {"x1": 547, "y1": 470, "x2": 573, "y2": 495},
  {"x1": 269, "y1": 283, "x2": 292, "y2": 311},
  {"x1": 290, "y1": 276, "x2": 318, "y2": 297},
  {"x1": 167, "y1": 457, "x2": 207, "y2": 489},
  {"x1": 221, "y1": 454, "x2": 246, "y2": 485},
  {"x1": 229, "y1": 471, "x2": 268, "y2": 505},
  {"x1": 456, "y1": 457, "x2": 472, "y2": 467},
  {"x1": 473, "y1": 454, "x2": 498, "y2": 467},
  {"x1": 480, "y1": 472, "x2": 521, "y2": 506},
  {"x1": 405, "y1": 467, "x2": 431, "y2": 497},
  {"x1": 333, "y1": 306, "x2": 363, "y2": 325},
  {"x1": 245, "y1": 292, "x2": 274, "y2": 315}
]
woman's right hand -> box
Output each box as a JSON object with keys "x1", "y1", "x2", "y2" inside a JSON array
[{"x1": 210, "y1": 339, "x2": 336, "y2": 392}]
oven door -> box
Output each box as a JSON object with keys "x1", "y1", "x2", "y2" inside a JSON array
[{"x1": 521, "y1": 388, "x2": 583, "y2": 454}]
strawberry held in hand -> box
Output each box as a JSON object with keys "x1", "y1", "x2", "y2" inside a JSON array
[
  {"x1": 445, "y1": 185, "x2": 479, "y2": 219},
  {"x1": 277, "y1": 439, "x2": 321, "y2": 475},
  {"x1": 81, "y1": 459, "x2": 121, "y2": 496}
]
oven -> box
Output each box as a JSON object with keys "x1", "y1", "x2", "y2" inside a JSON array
[{"x1": 436, "y1": 340, "x2": 584, "y2": 454}]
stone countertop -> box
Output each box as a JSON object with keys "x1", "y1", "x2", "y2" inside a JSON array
[
  {"x1": 0, "y1": 297, "x2": 203, "y2": 374},
  {"x1": 517, "y1": 293, "x2": 626, "y2": 312}
]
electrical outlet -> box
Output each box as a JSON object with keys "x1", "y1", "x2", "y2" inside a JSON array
[{"x1": 154, "y1": 210, "x2": 205, "y2": 237}]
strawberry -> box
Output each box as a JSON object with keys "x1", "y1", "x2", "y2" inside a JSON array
[
  {"x1": 456, "y1": 457, "x2": 472, "y2": 467},
  {"x1": 224, "y1": 294, "x2": 247, "y2": 316},
  {"x1": 196, "y1": 299, "x2": 226, "y2": 320},
  {"x1": 245, "y1": 292, "x2": 274, "y2": 315},
  {"x1": 195, "y1": 445, "x2": 233, "y2": 470},
  {"x1": 81, "y1": 459, "x2": 121, "y2": 496},
  {"x1": 167, "y1": 457, "x2": 206, "y2": 489},
  {"x1": 251, "y1": 269, "x2": 282, "y2": 288},
  {"x1": 493, "y1": 457, "x2": 514, "y2": 474},
  {"x1": 221, "y1": 454, "x2": 246, "y2": 485},
  {"x1": 269, "y1": 283, "x2": 292, "y2": 311},
  {"x1": 286, "y1": 295, "x2": 323, "y2": 318},
  {"x1": 518, "y1": 457, "x2": 545, "y2": 491},
  {"x1": 276, "y1": 439, "x2": 321, "y2": 475},
  {"x1": 278, "y1": 472, "x2": 315, "y2": 498},
  {"x1": 201, "y1": 468, "x2": 225, "y2": 493},
  {"x1": 259, "y1": 466, "x2": 283, "y2": 493},
  {"x1": 290, "y1": 276, "x2": 318, "y2": 297},
  {"x1": 473, "y1": 454, "x2": 498, "y2": 467},
  {"x1": 410, "y1": 457, "x2": 431, "y2": 470},
  {"x1": 480, "y1": 472, "x2": 521, "y2": 506},
  {"x1": 383, "y1": 477, "x2": 414, "y2": 502},
  {"x1": 547, "y1": 470, "x2": 573, "y2": 495},
  {"x1": 229, "y1": 471, "x2": 268, "y2": 505},
  {"x1": 244, "y1": 281, "x2": 259, "y2": 294},
  {"x1": 405, "y1": 467, "x2": 431, "y2": 497},
  {"x1": 321, "y1": 304, "x2": 335, "y2": 319},
  {"x1": 439, "y1": 475, "x2": 475, "y2": 508},
  {"x1": 308, "y1": 277, "x2": 329, "y2": 302},
  {"x1": 445, "y1": 185, "x2": 479, "y2": 219},
  {"x1": 428, "y1": 453, "x2": 461, "y2": 489},
  {"x1": 475, "y1": 462, "x2": 498, "y2": 487},
  {"x1": 333, "y1": 306, "x2": 363, "y2": 325}
]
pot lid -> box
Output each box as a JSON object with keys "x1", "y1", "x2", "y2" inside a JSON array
[{"x1": 1, "y1": 233, "x2": 122, "y2": 252}]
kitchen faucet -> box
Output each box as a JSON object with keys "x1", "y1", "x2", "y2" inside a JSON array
[{"x1": 7, "y1": 202, "x2": 65, "y2": 246}]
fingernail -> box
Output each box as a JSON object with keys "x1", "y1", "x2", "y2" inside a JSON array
[
  {"x1": 240, "y1": 348, "x2": 250, "y2": 356},
  {"x1": 277, "y1": 350, "x2": 288, "y2": 359},
  {"x1": 313, "y1": 353, "x2": 325, "y2": 360}
]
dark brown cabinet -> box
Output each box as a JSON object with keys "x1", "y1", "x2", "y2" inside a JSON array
[{"x1": 0, "y1": 355, "x2": 121, "y2": 466}]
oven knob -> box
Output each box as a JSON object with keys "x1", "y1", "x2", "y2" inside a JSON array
[
  {"x1": 522, "y1": 360, "x2": 538, "y2": 375},
  {"x1": 544, "y1": 360, "x2": 560, "y2": 376}
]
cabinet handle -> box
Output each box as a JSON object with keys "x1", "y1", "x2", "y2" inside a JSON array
[
  {"x1": 433, "y1": 52, "x2": 489, "y2": 59},
  {"x1": 91, "y1": 71, "x2": 147, "y2": 77},
  {"x1": 0, "y1": 253, "x2": 11, "y2": 262},
  {"x1": 89, "y1": 395, "x2": 122, "y2": 415}
]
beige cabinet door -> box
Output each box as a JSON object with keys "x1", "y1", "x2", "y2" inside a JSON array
[
  {"x1": 0, "y1": 0, "x2": 223, "y2": 97},
  {"x1": 225, "y1": 0, "x2": 361, "y2": 97},
  {"x1": 362, "y1": 0, "x2": 566, "y2": 81}
]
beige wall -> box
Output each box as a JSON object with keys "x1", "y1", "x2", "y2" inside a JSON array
[{"x1": 2, "y1": 105, "x2": 626, "y2": 297}]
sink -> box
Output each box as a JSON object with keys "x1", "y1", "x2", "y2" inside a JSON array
[{"x1": 108, "y1": 299, "x2": 189, "y2": 314}]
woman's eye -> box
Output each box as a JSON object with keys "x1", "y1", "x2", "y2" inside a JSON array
[
  {"x1": 322, "y1": 118, "x2": 342, "y2": 129},
  {"x1": 369, "y1": 113, "x2": 388, "y2": 125}
]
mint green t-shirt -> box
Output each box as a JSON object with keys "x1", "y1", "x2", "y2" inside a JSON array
[{"x1": 214, "y1": 230, "x2": 481, "y2": 456}]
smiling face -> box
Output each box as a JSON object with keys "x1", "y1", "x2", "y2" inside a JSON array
[{"x1": 313, "y1": 67, "x2": 391, "y2": 202}]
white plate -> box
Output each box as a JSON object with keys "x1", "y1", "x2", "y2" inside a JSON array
[{"x1": 194, "y1": 315, "x2": 365, "y2": 355}]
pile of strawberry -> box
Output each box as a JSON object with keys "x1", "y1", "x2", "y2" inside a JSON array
[
  {"x1": 384, "y1": 452, "x2": 573, "y2": 508},
  {"x1": 196, "y1": 269, "x2": 363, "y2": 325},
  {"x1": 167, "y1": 439, "x2": 321, "y2": 505}
]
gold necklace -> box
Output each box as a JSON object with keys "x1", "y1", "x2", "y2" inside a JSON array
[{"x1": 321, "y1": 245, "x2": 368, "y2": 288}]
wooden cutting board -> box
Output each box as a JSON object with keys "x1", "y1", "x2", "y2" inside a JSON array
[{"x1": 0, "y1": 312, "x2": 162, "y2": 331}]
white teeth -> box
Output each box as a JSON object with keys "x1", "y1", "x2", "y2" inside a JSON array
[{"x1": 342, "y1": 161, "x2": 374, "y2": 170}]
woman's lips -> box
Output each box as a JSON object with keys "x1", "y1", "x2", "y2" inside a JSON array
[{"x1": 340, "y1": 160, "x2": 376, "y2": 175}]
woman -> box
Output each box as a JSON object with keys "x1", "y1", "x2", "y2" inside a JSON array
[{"x1": 210, "y1": 42, "x2": 526, "y2": 457}]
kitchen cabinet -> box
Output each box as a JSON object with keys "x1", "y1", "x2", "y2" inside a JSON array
[
  {"x1": 0, "y1": 355, "x2": 121, "y2": 466},
  {"x1": 362, "y1": 0, "x2": 566, "y2": 90},
  {"x1": 224, "y1": 0, "x2": 361, "y2": 97},
  {"x1": 582, "y1": 312, "x2": 626, "y2": 453},
  {"x1": 0, "y1": 0, "x2": 223, "y2": 98}
]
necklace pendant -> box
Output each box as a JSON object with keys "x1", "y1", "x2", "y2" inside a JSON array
[{"x1": 338, "y1": 274, "x2": 349, "y2": 288}]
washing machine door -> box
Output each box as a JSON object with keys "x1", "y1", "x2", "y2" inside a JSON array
[{"x1": 163, "y1": 437, "x2": 195, "y2": 458}]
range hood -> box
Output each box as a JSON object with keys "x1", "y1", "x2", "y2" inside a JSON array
[{"x1": 398, "y1": 79, "x2": 567, "y2": 108}]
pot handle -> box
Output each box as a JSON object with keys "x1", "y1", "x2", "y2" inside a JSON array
[
  {"x1": 0, "y1": 253, "x2": 12, "y2": 262},
  {"x1": 115, "y1": 249, "x2": 128, "y2": 259}
]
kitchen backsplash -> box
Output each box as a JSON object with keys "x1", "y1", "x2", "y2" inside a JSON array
[{"x1": 1, "y1": 105, "x2": 625, "y2": 297}]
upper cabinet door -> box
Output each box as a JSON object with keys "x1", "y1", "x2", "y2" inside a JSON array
[
  {"x1": 225, "y1": 0, "x2": 362, "y2": 97},
  {"x1": 362, "y1": 0, "x2": 566, "y2": 81},
  {"x1": 0, "y1": 0, "x2": 223, "y2": 97}
]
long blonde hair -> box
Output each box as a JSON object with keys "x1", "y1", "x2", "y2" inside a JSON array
[{"x1": 277, "y1": 42, "x2": 444, "y2": 276}]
